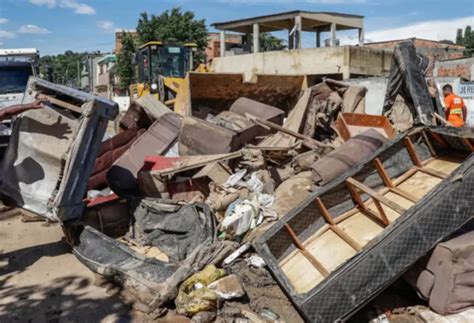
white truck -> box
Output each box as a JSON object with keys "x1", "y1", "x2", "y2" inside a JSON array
[
  {"x1": 0, "y1": 48, "x2": 39, "y2": 108},
  {"x1": 0, "y1": 48, "x2": 39, "y2": 155}
]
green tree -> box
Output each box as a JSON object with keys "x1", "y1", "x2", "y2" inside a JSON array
[
  {"x1": 136, "y1": 7, "x2": 208, "y2": 60},
  {"x1": 39, "y1": 51, "x2": 85, "y2": 87},
  {"x1": 259, "y1": 33, "x2": 287, "y2": 52},
  {"x1": 463, "y1": 26, "x2": 472, "y2": 48},
  {"x1": 456, "y1": 28, "x2": 463, "y2": 45},
  {"x1": 116, "y1": 31, "x2": 137, "y2": 90}
]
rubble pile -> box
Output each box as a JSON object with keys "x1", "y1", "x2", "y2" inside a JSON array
[
  {"x1": 0, "y1": 40, "x2": 472, "y2": 322},
  {"x1": 71, "y1": 77, "x2": 384, "y2": 319}
]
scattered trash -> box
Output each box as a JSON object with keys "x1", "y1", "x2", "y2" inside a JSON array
[
  {"x1": 175, "y1": 265, "x2": 226, "y2": 316},
  {"x1": 246, "y1": 255, "x2": 266, "y2": 268},
  {"x1": 208, "y1": 274, "x2": 245, "y2": 300},
  {"x1": 223, "y1": 243, "x2": 251, "y2": 266}
]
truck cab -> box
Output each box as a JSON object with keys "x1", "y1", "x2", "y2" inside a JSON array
[
  {"x1": 0, "y1": 48, "x2": 39, "y2": 108},
  {"x1": 0, "y1": 48, "x2": 39, "y2": 157}
]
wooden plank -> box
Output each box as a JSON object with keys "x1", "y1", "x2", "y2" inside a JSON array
[
  {"x1": 428, "y1": 130, "x2": 449, "y2": 148},
  {"x1": 463, "y1": 139, "x2": 474, "y2": 152},
  {"x1": 345, "y1": 180, "x2": 389, "y2": 227},
  {"x1": 284, "y1": 224, "x2": 330, "y2": 277},
  {"x1": 397, "y1": 171, "x2": 442, "y2": 200},
  {"x1": 315, "y1": 198, "x2": 362, "y2": 251},
  {"x1": 280, "y1": 251, "x2": 324, "y2": 293},
  {"x1": 393, "y1": 167, "x2": 418, "y2": 186},
  {"x1": 305, "y1": 229, "x2": 357, "y2": 272},
  {"x1": 36, "y1": 93, "x2": 82, "y2": 114},
  {"x1": 372, "y1": 198, "x2": 390, "y2": 225},
  {"x1": 404, "y1": 137, "x2": 423, "y2": 167},
  {"x1": 422, "y1": 131, "x2": 437, "y2": 157},
  {"x1": 374, "y1": 158, "x2": 394, "y2": 188},
  {"x1": 347, "y1": 177, "x2": 407, "y2": 215},
  {"x1": 367, "y1": 192, "x2": 414, "y2": 222},
  {"x1": 389, "y1": 187, "x2": 419, "y2": 203},
  {"x1": 416, "y1": 166, "x2": 446, "y2": 180},
  {"x1": 248, "y1": 114, "x2": 333, "y2": 149},
  {"x1": 338, "y1": 211, "x2": 384, "y2": 247},
  {"x1": 424, "y1": 157, "x2": 462, "y2": 175}
]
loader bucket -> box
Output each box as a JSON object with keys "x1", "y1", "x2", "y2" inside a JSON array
[{"x1": 175, "y1": 72, "x2": 307, "y2": 118}]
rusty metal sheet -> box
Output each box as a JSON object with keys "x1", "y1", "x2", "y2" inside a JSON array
[{"x1": 175, "y1": 73, "x2": 306, "y2": 117}]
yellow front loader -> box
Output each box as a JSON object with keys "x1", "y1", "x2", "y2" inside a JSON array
[{"x1": 130, "y1": 41, "x2": 198, "y2": 104}]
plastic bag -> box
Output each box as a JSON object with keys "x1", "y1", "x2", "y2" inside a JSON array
[{"x1": 175, "y1": 265, "x2": 226, "y2": 316}]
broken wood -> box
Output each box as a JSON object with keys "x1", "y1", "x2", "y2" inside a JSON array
[
  {"x1": 36, "y1": 93, "x2": 82, "y2": 114},
  {"x1": 315, "y1": 198, "x2": 362, "y2": 251},
  {"x1": 284, "y1": 223, "x2": 330, "y2": 277},
  {"x1": 346, "y1": 177, "x2": 407, "y2": 215},
  {"x1": 416, "y1": 167, "x2": 446, "y2": 179},
  {"x1": 247, "y1": 113, "x2": 333, "y2": 149},
  {"x1": 404, "y1": 137, "x2": 423, "y2": 167}
]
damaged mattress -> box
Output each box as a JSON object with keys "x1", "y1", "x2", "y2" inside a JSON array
[
  {"x1": 254, "y1": 127, "x2": 474, "y2": 322},
  {"x1": 0, "y1": 77, "x2": 118, "y2": 221}
]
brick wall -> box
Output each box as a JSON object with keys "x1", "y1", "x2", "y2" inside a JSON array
[
  {"x1": 434, "y1": 57, "x2": 474, "y2": 80},
  {"x1": 365, "y1": 38, "x2": 465, "y2": 61}
]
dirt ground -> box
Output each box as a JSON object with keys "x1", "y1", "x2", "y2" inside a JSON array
[
  {"x1": 0, "y1": 213, "x2": 304, "y2": 323},
  {"x1": 0, "y1": 214, "x2": 136, "y2": 322}
]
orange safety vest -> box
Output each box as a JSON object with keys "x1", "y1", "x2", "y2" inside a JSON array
[{"x1": 444, "y1": 93, "x2": 465, "y2": 127}]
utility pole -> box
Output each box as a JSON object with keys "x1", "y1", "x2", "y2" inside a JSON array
[{"x1": 77, "y1": 60, "x2": 81, "y2": 89}]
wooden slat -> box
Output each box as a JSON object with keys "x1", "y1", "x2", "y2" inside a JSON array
[
  {"x1": 422, "y1": 131, "x2": 437, "y2": 157},
  {"x1": 345, "y1": 180, "x2": 388, "y2": 227},
  {"x1": 404, "y1": 137, "x2": 422, "y2": 167},
  {"x1": 389, "y1": 187, "x2": 419, "y2": 203},
  {"x1": 372, "y1": 199, "x2": 390, "y2": 225},
  {"x1": 416, "y1": 167, "x2": 446, "y2": 179},
  {"x1": 463, "y1": 139, "x2": 474, "y2": 152},
  {"x1": 284, "y1": 224, "x2": 330, "y2": 277},
  {"x1": 347, "y1": 177, "x2": 407, "y2": 215},
  {"x1": 428, "y1": 130, "x2": 449, "y2": 148},
  {"x1": 393, "y1": 167, "x2": 418, "y2": 185},
  {"x1": 373, "y1": 158, "x2": 394, "y2": 188},
  {"x1": 315, "y1": 198, "x2": 362, "y2": 251},
  {"x1": 36, "y1": 93, "x2": 82, "y2": 114},
  {"x1": 358, "y1": 207, "x2": 389, "y2": 228}
]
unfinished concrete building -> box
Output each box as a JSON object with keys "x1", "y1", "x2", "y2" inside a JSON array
[{"x1": 210, "y1": 11, "x2": 392, "y2": 82}]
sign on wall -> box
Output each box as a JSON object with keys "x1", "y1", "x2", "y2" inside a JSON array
[{"x1": 458, "y1": 82, "x2": 474, "y2": 126}]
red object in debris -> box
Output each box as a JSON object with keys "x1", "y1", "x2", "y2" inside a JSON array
[
  {"x1": 142, "y1": 156, "x2": 188, "y2": 172},
  {"x1": 85, "y1": 193, "x2": 120, "y2": 208}
]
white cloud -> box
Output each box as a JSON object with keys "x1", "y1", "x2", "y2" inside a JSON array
[
  {"x1": 97, "y1": 20, "x2": 114, "y2": 32},
  {"x1": 29, "y1": 0, "x2": 56, "y2": 8},
  {"x1": 0, "y1": 18, "x2": 8, "y2": 24},
  {"x1": 0, "y1": 30, "x2": 16, "y2": 39},
  {"x1": 18, "y1": 24, "x2": 51, "y2": 34},
  {"x1": 338, "y1": 16, "x2": 474, "y2": 45},
  {"x1": 60, "y1": 0, "x2": 95, "y2": 15},
  {"x1": 29, "y1": 0, "x2": 96, "y2": 15}
]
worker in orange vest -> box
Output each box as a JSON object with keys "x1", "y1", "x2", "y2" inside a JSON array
[{"x1": 442, "y1": 84, "x2": 467, "y2": 127}]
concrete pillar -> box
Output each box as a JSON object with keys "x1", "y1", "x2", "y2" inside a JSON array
[
  {"x1": 316, "y1": 31, "x2": 321, "y2": 48},
  {"x1": 330, "y1": 23, "x2": 336, "y2": 47},
  {"x1": 358, "y1": 28, "x2": 365, "y2": 46},
  {"x1": 220, "y1": 29, "x2": 226, "y2": 57},
  {"x1": 295, "y1": 15, "x2": 302, "y2": 49},
  {"x1": 253, "y1": 24, "x2": 260, "y2": 53},
  {"x1": 288, "y1": 29, "x2": 294, "y2": 50}
]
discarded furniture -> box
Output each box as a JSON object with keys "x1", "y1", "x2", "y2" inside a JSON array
[
  {"x1": 179, "y1": 98, "x2": 284, "y2": 155},
  {"x1": 254, "y1": 127, "x2": 474, "y2": 322},
  {"x1": 406, "y1": 228, "x2": 474, "y2": 315},
  {"x1": 0, "y1": 77, "x2": 118, "y2": 221},
  {"x1": 335, "y1": 112, "x2": 396, "y2": 141}
]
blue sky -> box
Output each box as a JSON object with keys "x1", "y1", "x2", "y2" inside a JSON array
[{"x1": 0, "y1": 0, "x2": 473, "y2": 55}]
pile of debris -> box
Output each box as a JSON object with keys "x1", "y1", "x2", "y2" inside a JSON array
[{"x1": 0, "y1": 40, "x2": 472, "y2": 322}]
